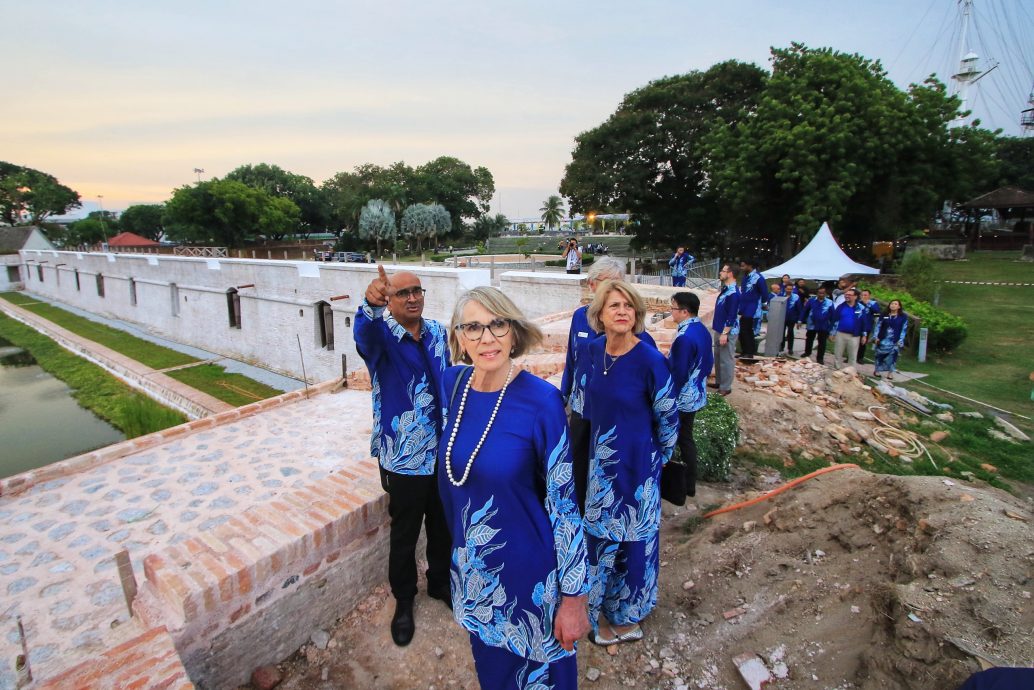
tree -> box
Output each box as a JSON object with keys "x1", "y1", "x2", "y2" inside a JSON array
[
  {"x1": 995, "y1": 136, "x2": 1034, "y2": 190},
  {"x1": 472, "y1": 213, "x2": 509, "y2": 241},
  {"x1": 401, "y1": 203, "x2": 436, "y2": 252},
  {"x1": 560, "y1": 61, "x2": 767, "y2": 251},
  {"x1": 0, "y1": 162, "x2": 81, "y2": 225},
  {"x1": 708, "y1": 44, "x2": 998, "y2": 252},
  {"x1": 225, "y1": 163, "x2": 327, "y2": 238},
  {"x1": 119, "y1": 204, "x2": 166, "y2": 241},
  {"x1": 65, "y1": 218, "x2": 109, "y2": 247},
  {"x1": 359, "y1": 199, "x2": 396, "y2": 256},
  {"x1": 413, "y1": 156, "x2": 494, "y2": 235},
  {"x1": 164, "y1": 179, "x2": 300, "y2": 247},
  {"x1": 539, "y1": 195, "x2": 565, "y2": 232}
]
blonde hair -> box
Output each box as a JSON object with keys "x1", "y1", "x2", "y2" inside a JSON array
[
  {"x1": 449, "y1": 286, "x2": 544, "y2": 364},
  {"x1": 587, "y1": 280, "x2": 647, "y2": 334}
]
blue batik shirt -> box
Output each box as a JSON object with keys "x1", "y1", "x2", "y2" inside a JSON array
[
  {"x1": 668, "y1": 253, "x2": 693, "y2": 278},
  {"x1": 438, "y1": 368, "x2": 589, "y2": 663},
  {"x1": 830, "y1": 301, "x2": 868, "y2": 337},
  {"x1": 583, "y1": 338, "x2": 678, "y2": 542},
  {"x1": 560, "y1": 305, "x2": 657, "y2": 416},
  {"x1": 669, "y1": 318, "x2": 714, "y2": 414},
  {"x1": 805, "y1": 296, "x2": 834, "y2": 333},
  {"x1": 354, "y1": 300, "x2": 450, "y2": 475},
  {"x1": 784, "y1": 291, "x2": 802, "y2": 324},
  {"x1": 711, "y1": 284, "x2": 741, "y2": 336},
  {"x1": 738, "y1": 269, "x2": 768, "y2": 319}
]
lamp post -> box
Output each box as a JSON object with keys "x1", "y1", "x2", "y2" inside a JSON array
[
  {"x1": 193, "y1": 168, "x2": 205, "y2": 183},
  {"x1": 98, "y1": 195, "x2": 109, "y2": 247}
]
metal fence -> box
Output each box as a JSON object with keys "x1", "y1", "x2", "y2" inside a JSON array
[{"x1": 632, "y1": 258, "x2": 720, "y2": 290}]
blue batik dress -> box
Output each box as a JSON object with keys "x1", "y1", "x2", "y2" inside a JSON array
[
  {"x1": 582, "y1": 338, "x2": 678, "y2": 630},
  {"x1": 874, "y1": 314, "x2": 908, "y2": 374},
  {"x1": 438, "y1": 367, "x2": 589, "y2": 690}
]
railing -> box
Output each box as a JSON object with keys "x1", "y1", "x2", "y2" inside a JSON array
[
  {"x1": 633, "y1": 258, "x2": 720, "y2": 290},
  {"x1": 173, "y1": 246, "x2": 228, "y2": 258}
]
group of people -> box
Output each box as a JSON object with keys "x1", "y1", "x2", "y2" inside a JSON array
[
  {"x1": 355, "y1": 257, "x2": 713, "y2": 689},
  {"x1": 760, "y1": 273, "x2": 909, "y2": 378}
]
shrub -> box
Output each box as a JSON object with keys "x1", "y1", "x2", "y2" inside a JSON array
[
  {"x1": 899, "y1": 251, "x2": 939, "y2": 302},
  {"x1": 860, "y1": 285, "x2": 968, "y2": 352},
  {"x1": 691, "y1": 392, "x2": 740, "y2": 482}
]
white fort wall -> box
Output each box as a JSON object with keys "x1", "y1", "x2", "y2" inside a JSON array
[{"x1": 16, "y1": 250, "x2": 585, "y2": 382}]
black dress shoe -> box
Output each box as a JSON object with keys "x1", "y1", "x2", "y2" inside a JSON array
[
  {"x1": 428, "y1": 587, "x2": 453, "y2": 611},
  {"x1": 391, "y1": 599, "x2": 415, "y2": 646}
]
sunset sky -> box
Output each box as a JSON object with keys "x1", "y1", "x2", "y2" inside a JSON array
[{"x1": 5, "y1": 0, "x2": 1031, "y2": 220}]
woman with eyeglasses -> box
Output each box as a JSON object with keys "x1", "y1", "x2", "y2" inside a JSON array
[
  {"x1": 439, "y1": 286, "x2": 589, "y2": 689},
  {"x1": 582, "y1": 280, "x2": 678, "y2": 647}
]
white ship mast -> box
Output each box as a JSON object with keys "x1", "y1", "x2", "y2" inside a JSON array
[{"x1": 950, "y1": 0, "x2": 981, "y2": 128}]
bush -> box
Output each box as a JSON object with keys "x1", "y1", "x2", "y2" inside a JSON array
[
  {"x1": 692, "y1": 393, "x2": 740, "y2": 482},
  {"x1": 899, "y1": 251, "x2": 939, "y2": 302},
  {"x1": 860, "y1": 285, "x2": 968, "y2": 352}
]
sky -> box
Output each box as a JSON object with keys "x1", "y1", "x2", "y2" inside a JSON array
[{"x1": 4, "y1": 0, "x2": 1032, "y2": 221}]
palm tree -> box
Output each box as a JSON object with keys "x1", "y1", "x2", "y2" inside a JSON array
[{"x1": 540, "y1": 195, "x2": 566, "y2": 233}]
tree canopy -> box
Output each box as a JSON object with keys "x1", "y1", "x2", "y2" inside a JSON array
[
  {"x1": 995, "y1": 136, "x2": 1034, "y2": 191},
  {"x1": 119, "y1": 204, "x2": 166, "y2": 241},
  {"x1": 358, "y1": 199, "x2": 396, "y2": 255},
  {"x1": 0, "y1": 162, "x2": 81, "y2": 225},
  {"x1": 225, "y1": 163, "x2": 328, "y2": 237},
  {"x1": 163, "y1": 179, "x2": 300, "y2": 246},
  {"x1": 540, "y1": 195, "x2": 565, "y2": 231},
  {"x1": 560, "y1": 60, "x2": 766, "y2": 251},
  {"x1": 401, "y1": 203, "x2": 451, "y2": 251}
]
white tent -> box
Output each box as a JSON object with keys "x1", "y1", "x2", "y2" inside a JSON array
[{"x1": 762, "y1": 222, "x2": 879, "y2": 281}]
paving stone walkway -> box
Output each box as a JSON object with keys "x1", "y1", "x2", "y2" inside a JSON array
[{"x1": 0, "y1": 387, "x2": 374, "y2": 687}]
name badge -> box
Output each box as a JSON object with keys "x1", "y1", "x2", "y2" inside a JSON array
[{"x1": 578, "y1": 331, "x2": 589, "y2": 338}]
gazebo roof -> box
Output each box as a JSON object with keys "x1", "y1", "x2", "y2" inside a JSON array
[
  {"x1": 960, "y1": 186, "x2": 1034, "y2": 210},
  {"x1": 107, "y1": 231, "x2": 160, "y2": 246}
]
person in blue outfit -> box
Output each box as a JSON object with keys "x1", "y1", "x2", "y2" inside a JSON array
[
  {"x1": 737, "y1": 258, "x2": 768, "y2": 358},
  {"x1": 873, "y1": 299, "x2": 908, "y2": 380},
  {"x1": 668, "y1": 247, "x2": 694, "y2": 287},
  {"x1": 712, "y1": 264, "x2": 740, "y2": 395},
  {"x1": 857, "y1": 289, "x2": 881, "y2": 363},
  {"x1": 802, "y1": 286, "x2": 834, "y2": 364},
  {"x1": 582, "y1": 280, "x2": 678, "y2": 647},
  {"x1": 830, "y1": 288, "x2": 868, "y2": 369},
  {"x1": 781, "y1": 286, "x2": 804, "y2": 356},
  {"x1": 354, "y1": 265, "x2": 452, "y2": 647},
  {"x1": 668, "y1": 291, "x2": 713, "y2": 497},
  {"x1": 560, "y1": 257, "x2": 657, "y2": 512},
  {"x1": 439, "y1": 286, "x2": 590, "y2": 690}
]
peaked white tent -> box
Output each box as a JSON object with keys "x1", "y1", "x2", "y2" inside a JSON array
[{"x1": 762, "y1": 222, "x2": 879, "y2": 281}]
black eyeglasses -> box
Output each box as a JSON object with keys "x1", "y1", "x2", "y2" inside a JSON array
[
  {"x1": 455, "y1": 318, "x2": 511, "y2": 341},
  {"x1": 394, "y1": 287, "x2": 426, "y2": 300}
]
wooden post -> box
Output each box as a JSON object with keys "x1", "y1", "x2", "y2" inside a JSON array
[{"x1": 115, "y1": 549, "x2": 138, "y2": 616}]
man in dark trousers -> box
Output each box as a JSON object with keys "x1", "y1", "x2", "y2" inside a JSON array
[
  {"x1": 668, "y1": 291, "x2": 714, "y2": 496},
  {"x1": 354, "y1": 265, "x2": 452, "y2": 647},
  {"x1": 737, "y1": 258, "x2": 768, "y2": 359}
]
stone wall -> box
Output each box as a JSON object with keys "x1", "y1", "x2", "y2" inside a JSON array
[
  {"x1": 19, "y1": 249, "x2": 490, "y2": 381},
  {"x1": 904, "y1": 242, "x2": 967, "y2": 260},
  {"x1": 498, "y1": 271, "x2": 584, "y2": 319}
]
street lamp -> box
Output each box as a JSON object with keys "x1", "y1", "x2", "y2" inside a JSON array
[
  {"x1": 98, "y1": 195, "x2": 109, "y2": 246},
  {"x1": 193, "y1": 168, "x2": 205, "y2": 183}
]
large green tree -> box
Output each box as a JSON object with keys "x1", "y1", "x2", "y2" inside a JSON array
[
  {"x1": 163, "y1": 179, "x2": 300, "y2": 246},
  {"x1": 560, "y1": 61, "x2": 767, "y2": 251},
  {"x1": 708, "y1": 44, "x2": 998, "y2": 252},
  {"x1": 119, "y1": 204, "x2": 166, "y2": 241},
  {"x1": 0, "y1": 162, "x2": 81, "y2": 225},
  {"x1": 225, "y1": 163, "x2": 328, "y2": 238},
  {"x1": 995, "y1": 136, "x2": 1034, "y2": 190}
]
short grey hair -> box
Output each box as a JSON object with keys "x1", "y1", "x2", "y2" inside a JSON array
[
  {"x1": 587, "y1": 280, "x2": 647, "y2": 335},
  {"x1": 449, "y1": 286, "x2": 544, "y2": 364},
  {"x1": 587, "y1": 256, "x2": 625, "y2": 283}
]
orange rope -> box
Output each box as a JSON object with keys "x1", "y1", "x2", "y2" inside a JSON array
[{"x1": 702, "y1": 463, "x2": 860, "y2": 519}]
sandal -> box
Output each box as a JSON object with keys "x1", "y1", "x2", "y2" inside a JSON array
[
  {"x1": 613, "y1": 625, "x2": 643, "y2": 644},
  {"x1": 588, "y1": 629, "x2": 619, "y2": 646}
]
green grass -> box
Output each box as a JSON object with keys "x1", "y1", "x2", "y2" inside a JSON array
[
  {"x1": 890, "y1": 251, "x2": 1034, "y2": 427},
  {"x1": 0, "y1": 313, "x2": 187, "y2": 436},
  {"x1": 0, "y1": 291, "x2": 198, "y2": 370},
  {"x1": 166, "y1": 363, "x2": 282, "y2": 406}
]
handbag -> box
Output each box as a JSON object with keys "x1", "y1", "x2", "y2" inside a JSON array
[{"x1": 660, "y1": 460, "x2": 688, "y2": 506}]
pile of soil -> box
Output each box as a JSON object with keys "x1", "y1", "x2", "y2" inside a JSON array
[{"x1": 259, "y1": 468, "x2": 1033, "y2": 689}]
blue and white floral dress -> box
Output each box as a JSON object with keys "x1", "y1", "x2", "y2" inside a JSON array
[
  {"x1": 438, "y1": 367, "x2": 589, "y2": 690},
  {"x1": 583, "y1": 338, "x2": 678, "y2": 631}
]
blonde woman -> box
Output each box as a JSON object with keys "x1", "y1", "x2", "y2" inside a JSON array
[
  {"x1": 439, "y1": 286, "x2": 589, "y2": 689},
  {"x1": 582, "y1": 280, "x2": 678, "y2": 645}
]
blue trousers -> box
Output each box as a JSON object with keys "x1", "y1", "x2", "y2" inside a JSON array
[
  {"x1": 672, "y1": 276, "x2": 686, "y2": 287},
  {"x1": 586, "y1": 530, "x2": 659, "y2": 630},
  {"x1": 469, "y1": 634, "x2": 578, "y2": 690}
]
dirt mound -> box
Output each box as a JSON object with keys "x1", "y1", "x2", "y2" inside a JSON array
[{"x1": 261, "y1": 468, "x2": 1033, "y2": 690}]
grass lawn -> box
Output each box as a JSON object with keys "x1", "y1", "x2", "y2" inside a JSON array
[
  {"x1": 166, "y1": 364, "x2": 283, "y2": 406},
  {"x1": 0, "y1": 313, "x2": 187, "y2": 437},
  {"x1": 893, "y1": 251, "x2": 1034, "y2": 428},
  {"x1": 0, "y1": 291, "x2": 198, "y2": 370}
]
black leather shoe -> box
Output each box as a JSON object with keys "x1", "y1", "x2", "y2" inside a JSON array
[
  {"x1": 428, "y1": 587, "x2": 453, "y2": 611},
  {"x1": 391, "y1": 599, "x2": 415, "y2": 646}
]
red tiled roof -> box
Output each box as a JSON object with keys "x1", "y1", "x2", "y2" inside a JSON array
[{"x1": 107, "y1": 232, "x2": 160, "y2": 246}]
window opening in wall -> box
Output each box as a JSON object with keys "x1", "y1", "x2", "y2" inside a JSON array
[
  {"x1": 129, "y1": 278, "x2": 137, "y2": 306},
  {"x1": 36, "y1": 265, "x2": 43, "y2": 282},
  {"x1": 6, "y1": 266, "x2": 18, "y2": 283},
  {"x1": 315, "y1": 300, "x2": 334, "y2": 350},
  {"x1": 96, "y1": 273, "x2": 105, "y2": 298},
  {"x1": 226, "y1": 288, "x2": 242, "y2": 329},
  {"x1": 170, "y1": 283, "x2": 179, "y2": 316},
  {"x1": 74, "y1": 269, "x2": 80, "y2": 291}
]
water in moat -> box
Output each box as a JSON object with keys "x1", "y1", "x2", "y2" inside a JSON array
[{"x1": 0, "y1": 335, "x2": 124, "y2": 478}]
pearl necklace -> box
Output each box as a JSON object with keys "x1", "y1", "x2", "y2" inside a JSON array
[
  {"x1": 602, "y1": 351, "x2": 621, "y2": 376},
  {"x1": 444, "y1": 361, "x2": 515, "y2": 487}
]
